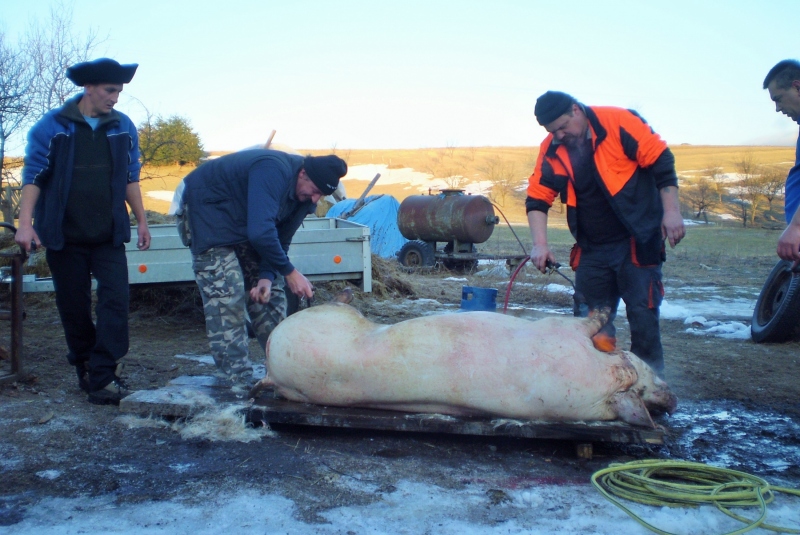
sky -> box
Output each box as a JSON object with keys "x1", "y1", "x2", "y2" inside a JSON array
[{"x1": 2, "y1": 0, "x2": 799, "y2": 155}]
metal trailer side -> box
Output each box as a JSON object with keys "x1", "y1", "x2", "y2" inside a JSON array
[{"x1": 8, "y1": 218, "x2": 372, "y2": 293}]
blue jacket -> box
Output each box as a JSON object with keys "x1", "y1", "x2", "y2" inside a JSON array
[
  {"x1": 785, "y1": 127, "x2": 800, "y2": 223},
  {"x1": 22, "y1": 95, "x2": 141, "y2": 250},
  {"x1": 182, "y1": 149, "x2": 316, "y2": 281}
]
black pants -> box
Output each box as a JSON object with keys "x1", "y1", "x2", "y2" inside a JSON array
[
  {"x1": 46, "y1": 242, "x2": 129, "y2": 391},
  {"x1": 574, "y1": 239, "x2": 665, "y2": 373}
]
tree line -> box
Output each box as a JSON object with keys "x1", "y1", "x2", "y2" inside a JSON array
[{"x1": 681, "y1": 153, "x2": 789, "y2": 228}]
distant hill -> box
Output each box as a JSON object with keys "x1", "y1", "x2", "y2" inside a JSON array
[{"x1": 134, "y1": 145, "x2": 795, "y2": 225}]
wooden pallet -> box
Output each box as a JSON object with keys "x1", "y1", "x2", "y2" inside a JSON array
[{"x1": 120, "y1": 375, "x2": 667, "y2": 458}]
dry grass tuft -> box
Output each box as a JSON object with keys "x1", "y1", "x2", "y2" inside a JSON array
[{"x1": 369, "y1": 255, "x2": 417, "y2": 298}]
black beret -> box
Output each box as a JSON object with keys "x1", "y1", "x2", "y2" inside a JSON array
[
  {"x1": 66, "y1": 58, "x2": 138, "y2": 87},
  {"x1": 534, "y1": 91, "x2": 577, "y2": 126},
  {"x1": 303, "y1": 155, "x2": 348, "y2": 195}
]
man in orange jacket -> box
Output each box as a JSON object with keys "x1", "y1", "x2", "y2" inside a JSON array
[{"x1": 526, "y1": 91, "x2": 685, "y2": 374}]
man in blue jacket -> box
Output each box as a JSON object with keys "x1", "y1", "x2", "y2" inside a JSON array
[
  {"x1": 16, "y1": 58, "x2": 151, "y2": 405},
  {"x1": 175, "y1": 150, "x2": 347, "y2": 385},
  {"x1": 764, "y1": 59, "x2": 800, "y2": 268}
]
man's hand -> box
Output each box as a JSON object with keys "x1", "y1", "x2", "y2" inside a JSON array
[
  {"x1": 527, "y1": 210, "x2": 554, "y2": 273},
  {"x1": 529, "y1": 244, "x2": 555, "y2": 273},
  {"x1": 137, "y1": 223, "x2": 151, "y2": 250},
  {"x1": 14, "y1": 225, "x2": 40, "y2": 253},
  {"x1": 660, "y1": 186, "x2": 685, "y2": 248},
  {"x1": 661, "y1": 209, "x2": 685, "y2": 248},
  {"x1": 250, "y1": 278, "x2": 272, "y2": 304},
  {"x1": 777, "y1": 221, "x2": 800, "y2": 268},
  {"x1": 285, "y1": 269, "x2": 314, "y2": 299}
]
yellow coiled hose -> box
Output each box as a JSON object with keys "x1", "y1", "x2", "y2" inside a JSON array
[{"x1": 591, "y1": 459, "x2": 800, "y2": 535}]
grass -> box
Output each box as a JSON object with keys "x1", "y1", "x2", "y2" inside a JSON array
[{"x1": 483, "y1": 221, "x2": 783, "y2": 264}]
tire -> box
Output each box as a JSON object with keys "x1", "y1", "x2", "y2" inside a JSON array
[
  {"x1": 397, "y1": 240, "x2": 435, "y2": 268},
  {"x1": 751, "y1": 260, "x2": 800, "y2": 343}
]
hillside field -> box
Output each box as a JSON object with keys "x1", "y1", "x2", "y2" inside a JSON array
[{"x1": 139, "y1": 145, "x2": 795, "y2": 225}]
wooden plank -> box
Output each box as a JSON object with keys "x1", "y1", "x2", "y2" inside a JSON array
[
  {"x1": 120, "y1": 376, "x2": 665, "y2": 445},
  {"x1": 249, "y1": 392, "x2": 665, "y2": 445}
]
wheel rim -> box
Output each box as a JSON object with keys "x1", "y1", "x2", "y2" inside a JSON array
[{"x1": 404, "y1": 250, "x2": 423, "y2": 267}]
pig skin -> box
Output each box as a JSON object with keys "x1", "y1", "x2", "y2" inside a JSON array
[{"x1": 253, "y1": 303, "x2": 678, "y2": 428}]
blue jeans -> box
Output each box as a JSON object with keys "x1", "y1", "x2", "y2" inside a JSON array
[{"x1": 46, "y1": 242, "x2": 129, "y2": 391}]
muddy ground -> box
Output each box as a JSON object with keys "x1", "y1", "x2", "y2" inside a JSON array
[{"x1": 0, "y1": 252, "x2": 798, "y2": 527}]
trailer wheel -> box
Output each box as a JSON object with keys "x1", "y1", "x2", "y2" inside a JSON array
[
  {"x1": 751, "y1": 260, "x2": 800, "y2": 343},
  {"x1": 397, "y1": 240, "x2": 435, "y2": 267}
]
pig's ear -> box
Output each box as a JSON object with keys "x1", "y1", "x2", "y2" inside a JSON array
[{"x1": 610, "y1": 390, "x2": 655, "y2": 428}]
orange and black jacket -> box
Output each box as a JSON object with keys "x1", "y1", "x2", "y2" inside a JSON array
[{"x1": 525, "y1": 105, "x2": 678, "y2": 266}]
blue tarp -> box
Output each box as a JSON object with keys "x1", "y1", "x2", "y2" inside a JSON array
[{"x1": 326, "y1": 195, "x2": 408, "y2": 258}]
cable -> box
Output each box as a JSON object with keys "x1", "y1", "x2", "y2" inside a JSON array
[{"x1": 591, "y1": 459, "x2": 800, "y2": 535}]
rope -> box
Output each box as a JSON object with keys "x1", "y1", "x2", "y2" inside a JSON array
[{"x1": 591, "y1": 459, "x2": 800, "y2": 535}]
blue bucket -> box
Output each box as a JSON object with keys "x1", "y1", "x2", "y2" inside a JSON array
[{"x1": 460, "y1": 286, "x2": 498, "y2": 311}]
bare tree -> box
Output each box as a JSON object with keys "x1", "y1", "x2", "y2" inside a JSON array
[
  {"x1": 479, "y1": 156, "x2": 517, "y2": 207},
  {"x1": 759, "y1": 164, "x2": 789, "y2": 213},
  {"x1": 0, "y1": 31, "x2": 35, "y2": 224},
  {"x1": 682, "y1": 176, "x2": 717, "y2": 223},
  {"x1": 733, "y1": 153, "x2": 763, "y2": 227},
  {"x1": 25, "y1": 1, "x2": 105, "y2": 119},
  {"x1": 703, "y1": 163, "x2": 726, "y2": 203},
  {"x1": 441, "y1": 163, "x2": 466, "y2": 189}
]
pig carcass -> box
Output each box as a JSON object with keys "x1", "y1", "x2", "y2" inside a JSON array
[{"x1": 252, "y1": 303, "x2": 677, "y2": 428}]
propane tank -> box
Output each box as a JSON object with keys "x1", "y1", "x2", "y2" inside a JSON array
[{"x1": 397, "y1": 190, "x2": 497, "y2": 244}]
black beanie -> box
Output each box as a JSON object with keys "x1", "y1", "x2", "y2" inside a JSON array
[
  {"x1": 303, "y1": 155, "x2": 347, "y2": 195},
  {"x1": 534, "y1": 91, "x2": 577, "y2": 126}
]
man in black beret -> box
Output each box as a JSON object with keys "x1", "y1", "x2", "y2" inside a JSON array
[
  {"x1": 16, "y1": 58, "x2": 150, "y2": 405},
  {"x1": 171, "y1": 149, "x2": 347, "y2": 386},
  {"x1": 525, "y1": 90, "x2": 685, "y2": 375}
]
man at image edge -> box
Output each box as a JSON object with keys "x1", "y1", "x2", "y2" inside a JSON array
[{"x1": 764, "y1": 59, "x2": 800, "y2": 268}]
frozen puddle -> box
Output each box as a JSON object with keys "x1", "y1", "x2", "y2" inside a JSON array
[{"x1": 667, "y1": 400, "x2": 800, "y2": 475}]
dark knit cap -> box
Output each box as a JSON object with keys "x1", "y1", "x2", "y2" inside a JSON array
[
  {"x1": 303, "y1": 155, "x2": 348, "y2": 195},
  {"x1": 66, "y1": 58, "x2": 138, "y2": 87},
  {"x1": 534, "y1": 91, "x2": 577, "y2": 126}
]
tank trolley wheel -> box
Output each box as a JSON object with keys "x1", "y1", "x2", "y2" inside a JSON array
[
  {"x1": 397, "y1": 240, "x2": 436, "y2": 268},
  {"x1": 751, "y1": 260, "x2": 800, "y2": 343}
]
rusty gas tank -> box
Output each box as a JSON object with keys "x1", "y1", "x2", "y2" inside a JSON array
[{"x1": 397, "y1": 190, "x2": 497, "y2": 244}]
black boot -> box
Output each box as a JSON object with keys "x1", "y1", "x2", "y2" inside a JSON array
[
  {"x1": 75, "y1": 363, "x2": 90, "y2": 393},
  {"x1": 87, "y1": 363, "x2": 131, "y2": 405}
]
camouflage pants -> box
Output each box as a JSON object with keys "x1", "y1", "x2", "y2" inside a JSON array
[{"x1": 193, "y1": 243, "x2": 287, "y2": 377}]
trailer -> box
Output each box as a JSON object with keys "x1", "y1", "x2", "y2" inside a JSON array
[{"x1": 3, "y1": 218, "x2": 372, "y2": 295}]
